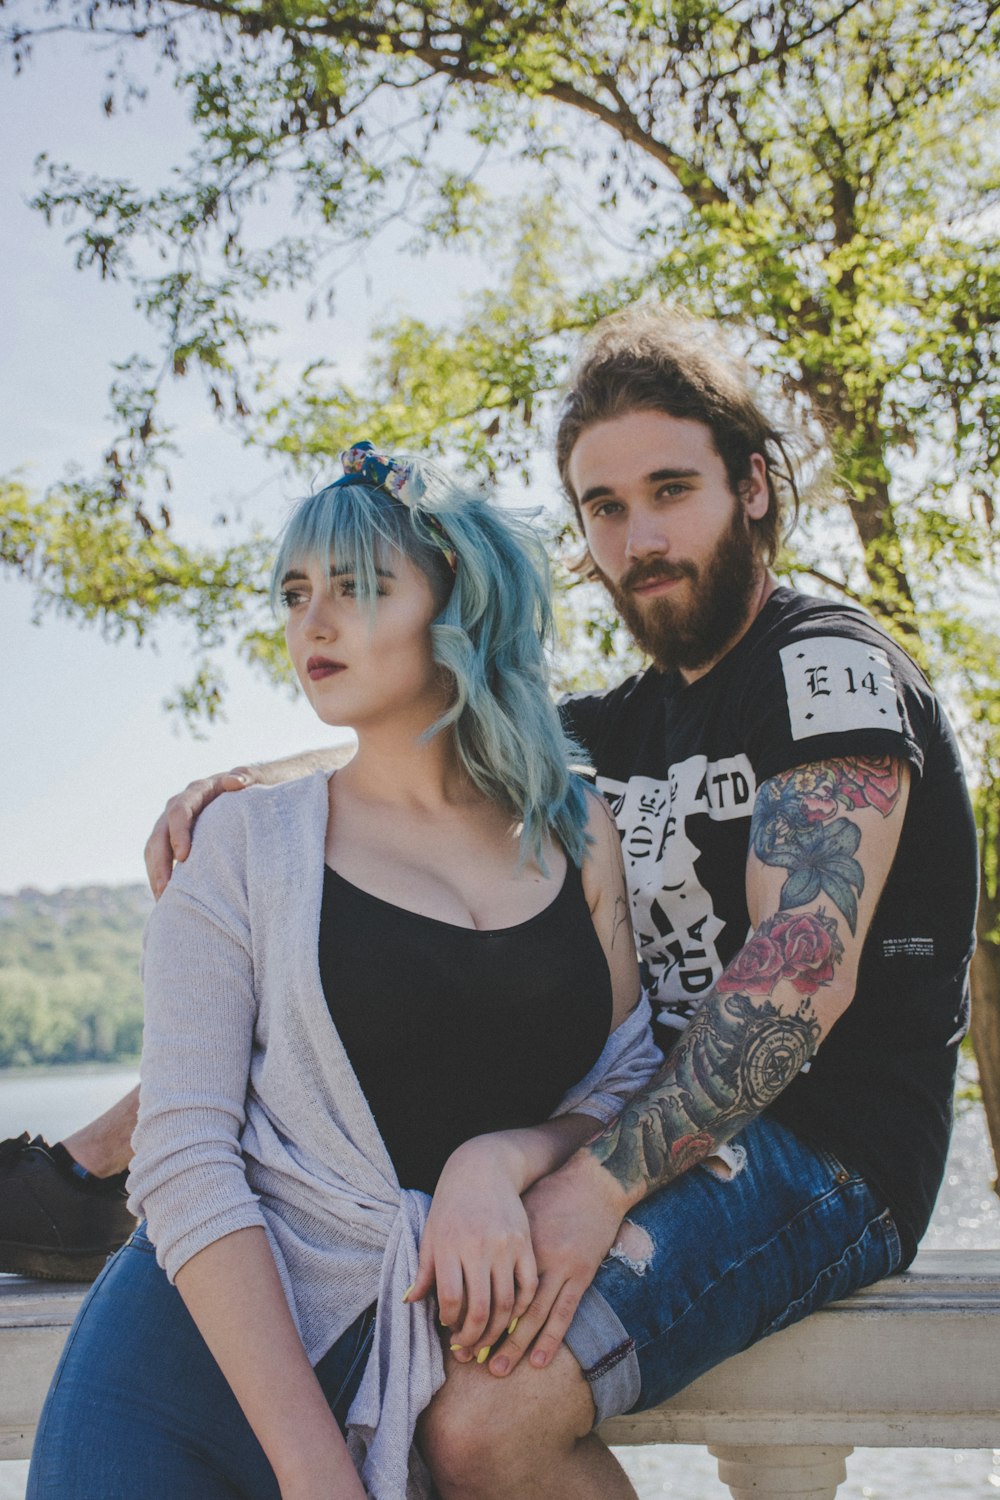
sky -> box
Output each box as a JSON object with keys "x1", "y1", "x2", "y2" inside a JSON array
[{"x1": 0, "y1": 28, "x2": 529, "y2": 893}]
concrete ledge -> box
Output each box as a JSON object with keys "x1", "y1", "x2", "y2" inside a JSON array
[
  {"x1": 3, "y1": 1249, "x2": 999, "y2": 1496},
  {"x1": 598, "y1": 1250, "x2": 1000, "y2": 1452}
]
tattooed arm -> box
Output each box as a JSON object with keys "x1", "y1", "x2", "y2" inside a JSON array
[
  {"x1": 488, "y1": 755, "x2": 909, "y2": 1378},
  {"x1": 594, "y1": 755, "x2": 909, "y2": 1189}
]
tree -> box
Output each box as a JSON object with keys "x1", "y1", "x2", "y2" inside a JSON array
[{"x1": 2, "y1": 0, "x2": 999, "y2": 1170}]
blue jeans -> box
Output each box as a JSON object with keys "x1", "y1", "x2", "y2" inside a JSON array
[
  {"x1": 563, "y1": 1113, "x2": 903, "y2": 1423},
  {"x1": 28, "y1": 1224, "x2": 375, "y2": 1499}
]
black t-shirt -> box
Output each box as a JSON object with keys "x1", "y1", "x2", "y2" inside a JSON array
[{"x1": 560, "y1": 587, "x2": 978, "y2": 1263}]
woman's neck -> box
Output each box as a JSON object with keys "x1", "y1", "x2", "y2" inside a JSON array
[{"x1": 334, "y1": 722, "x2": 479, "y2": 813}]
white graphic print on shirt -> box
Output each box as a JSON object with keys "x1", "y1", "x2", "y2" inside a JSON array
[
  {"x1": 598, "y1": 754, "x2": 756, "y2": 1032},
  {"x1": 780, "y1": 637, "x2": 904, "y2": 741}
]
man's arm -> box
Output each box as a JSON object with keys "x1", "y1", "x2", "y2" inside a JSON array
[
  {"x1": 143, "y1": 743, "x2": 354, "y2": 897},
  {"x1": 491, "y1": 755, "x2": 910, "y2": 1377}
]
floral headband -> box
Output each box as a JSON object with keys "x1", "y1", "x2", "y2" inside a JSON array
[{"x1": 334, "y1": 440, "x2": 458, "y2": 574}]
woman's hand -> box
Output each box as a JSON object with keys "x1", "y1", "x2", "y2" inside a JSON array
[{"x1": 407, "y1": 1135, "x2": 539, "y2": 1361}]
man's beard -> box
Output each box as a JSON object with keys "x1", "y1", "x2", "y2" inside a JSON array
[{"x1": 600, "y1": 506, "x2": 760, "y2": 674}]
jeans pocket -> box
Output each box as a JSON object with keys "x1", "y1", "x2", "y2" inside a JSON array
[
  {"x1": 814, "y1": 1145, "x2": 862, "y2": 1186},
  {"x1": 761, "y1": 1203, "x2": 902, "y2": 1340},
  {"x1": 127, "y1": 1221, "x2": 156, "y2": 1254}
]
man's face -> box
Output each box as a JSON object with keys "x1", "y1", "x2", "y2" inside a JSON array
[{"x1": 567, "y1": 410, "x2": 769, "y2": 680}]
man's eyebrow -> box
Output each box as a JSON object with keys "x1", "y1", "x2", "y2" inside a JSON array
[{"x1": 578, "y1": 468, "x2": 702, "y2": 507}]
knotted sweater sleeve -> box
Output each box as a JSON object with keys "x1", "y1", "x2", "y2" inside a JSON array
[
  {"x1": 550, "y1": 993, "x2": 662, "y2": 1127},
  {"x1": 127, "y1": 795, "x2": 267, "y2": 1282}
]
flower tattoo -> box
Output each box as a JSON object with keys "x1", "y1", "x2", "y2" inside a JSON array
[
  {"x1": 717, "y1": 909, "x2": 843, "y2": 999},
  {"x1": 750, "y1": 757, "x2": 901, "y2": 934}
]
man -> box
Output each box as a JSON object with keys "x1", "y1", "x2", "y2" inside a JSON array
[{"x1": 2, "y1": 309, "x2": 978, "y2": 1499}]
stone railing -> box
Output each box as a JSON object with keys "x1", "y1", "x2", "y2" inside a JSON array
[{"x1": 3, "y1": 1249, "x2": 999, "y2": 1498}]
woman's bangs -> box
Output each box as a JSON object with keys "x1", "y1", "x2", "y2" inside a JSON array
[{"x1": 270, "y1": 486, "x2": 402, "y2": 610}]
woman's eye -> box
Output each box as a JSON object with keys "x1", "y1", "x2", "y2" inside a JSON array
[
  {"x1": 593, "y1": 501, "x2": 623, "y2": 518},
  {"x1": 337, "y1": 578, "x2": 388, "y2": 599},
  {"x1": 280, "y1": 589, "x2": 307, "y2": 609}
]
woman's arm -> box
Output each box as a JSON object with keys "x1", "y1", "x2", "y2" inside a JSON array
[
  {"x1": 406, "y1": 1112, "x2": 600, "y2": 1355},
  {"x1": 578, "y1": 785, "x2": 643, "y2": 1032},
  {"x1": 409, "y1": 790, "x2": 649, "y2": 1362},
  {"x1": 175, "y1": 1228, "x2": 366, "y2": 1500},
  {"x1": 134, "y1": 798, "x2": 364, "y2": 1497}
]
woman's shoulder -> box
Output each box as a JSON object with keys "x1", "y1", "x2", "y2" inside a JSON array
[
  {"x1": 580, "y1": 780, "x2": 618, "y2": 841},
  {"x1": 577, "y1": 782, "x2": 623, "y2": 908},
  {"x1": 193, "y1": 769, "x2": 329, "y2": 839},
  {"x1": 171, "y1": 771, "x2": 329, "y2": 901}
]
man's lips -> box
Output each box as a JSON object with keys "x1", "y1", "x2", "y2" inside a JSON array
[
  {"x1": 307, "y1": 656, "x2": 346, "y2": 680},
  {"x1": 624, "y1": 565, "x2": 695, "y2": 598},
  {"x1": 631, "y1": 575, "x2": 684, "y2": 597}
]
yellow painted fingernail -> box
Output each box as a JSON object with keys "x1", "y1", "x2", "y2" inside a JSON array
[
  {"x1": 507, "y1": 1317, "x2": 519, "y2": 1336},
  {"x1": 402, "y1": 1285, "x2": 414, "y2": 1303},
  {"x1": 476, "y1": 1345, "x2": 491, "y2": 1364},
  {"x1": 450, "y1": 1343, "x2": 463, "y2": 1353}
]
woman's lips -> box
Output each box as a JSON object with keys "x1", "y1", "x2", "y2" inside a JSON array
[{"x1": 307, "y1": 657, "x2": 346, "y2": 680}]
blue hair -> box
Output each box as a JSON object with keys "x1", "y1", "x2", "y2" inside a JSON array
[{"x1": 270, "y1": 457, "x2": 592, "y2": 869}]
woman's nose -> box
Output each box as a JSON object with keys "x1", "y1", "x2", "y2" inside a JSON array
[{"x1": 303, "y1": 594, "x2": 336, "y2": 639}]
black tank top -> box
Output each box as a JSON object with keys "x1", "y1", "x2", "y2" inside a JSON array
[{"x1": 318, "y1": 859, "x2": 613, "y2": 1194}]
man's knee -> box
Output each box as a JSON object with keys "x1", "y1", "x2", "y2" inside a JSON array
[{"x1": 419, "y1": 1347, "x2": 594, "y2": 1486}]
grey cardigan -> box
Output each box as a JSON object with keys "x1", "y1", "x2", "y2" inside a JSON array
[{"x1": 129, "y1": 771, "x2": 661, "y2": 1500}]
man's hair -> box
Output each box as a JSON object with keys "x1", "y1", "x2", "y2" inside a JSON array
[{"x1": 555, "y1": 306, "x2": 801, "y2": 565}]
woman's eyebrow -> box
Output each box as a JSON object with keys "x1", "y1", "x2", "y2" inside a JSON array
[
  {"x1": 329, "y1": 565, "x2": 396, "y2": 580},
  {"x1": 279, "y1": 569, "x2": 308, "y2": 586}
]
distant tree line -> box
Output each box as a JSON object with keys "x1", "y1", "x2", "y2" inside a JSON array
[{"x1": 0, "y1": 885, "x2": 149, "y2": 1068}]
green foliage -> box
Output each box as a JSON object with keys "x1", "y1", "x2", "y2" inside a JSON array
[
  {"x1": 0, "y1": 473, "x2": 278, "y2": 727},
  {"x1": 1, "y1": 0, "x2": 997, "y2": 750},
  {"x1": 0, "y1": 885, "x2": 150, "y2": 1067}
]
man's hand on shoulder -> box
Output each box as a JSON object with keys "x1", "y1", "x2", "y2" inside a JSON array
[
  {"x1": 144, "y1": 768, "x2": 257, "y2": 899},
  {"x1": 484, "y1": 1147, "x2": 631, "y2": 1380},
  {"x1": 143, "y1": 744, "x2": 354, "y2": 899}
]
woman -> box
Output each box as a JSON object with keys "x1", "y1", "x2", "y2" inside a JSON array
[{"x1": 28, "y1": 443, "x2": 658, "y2": 1500}]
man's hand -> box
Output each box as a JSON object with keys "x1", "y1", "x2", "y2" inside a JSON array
[
  {"x1": 144, "y1": 768, "x2": 256, "y2": 898},
  {"x1": 485, "y1": 1150, "x2": 632, "y2": 1379}
]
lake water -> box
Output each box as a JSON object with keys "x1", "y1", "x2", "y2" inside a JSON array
[{"x1": 3, "y1": 1067, "x2": 999, "y2": 1498}]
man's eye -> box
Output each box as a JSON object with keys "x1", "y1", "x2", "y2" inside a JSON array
[{"x1": 593, "y1": 501, "x2": 623, "y2": 518}]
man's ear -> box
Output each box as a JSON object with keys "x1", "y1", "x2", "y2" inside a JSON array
[
  {"x1": 742, "y1": 453, "x2": 770, "y2": 521},
  {"x1": 567, "y1": 540, "x2": 601, "y2": 583}
]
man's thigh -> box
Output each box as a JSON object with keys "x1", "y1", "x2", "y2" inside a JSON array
[{"x1": 564, "y1": 1113, "x2": 903, "y2": 1423}]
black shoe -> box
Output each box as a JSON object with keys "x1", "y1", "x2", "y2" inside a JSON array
[{"x1": 0, "y1": 1132, "x2": 135, "y2": 1281}]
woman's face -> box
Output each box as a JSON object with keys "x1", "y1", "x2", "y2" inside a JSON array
[{"x1": 281, "y1": 547, "x2": 446, "y2": 733}]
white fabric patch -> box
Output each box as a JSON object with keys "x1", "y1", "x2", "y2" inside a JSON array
[{"x1": 779, "y1": 638, "x2": 904, "y2": 741}]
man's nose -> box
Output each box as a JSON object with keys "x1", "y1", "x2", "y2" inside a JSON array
[{"x1": 625, "y1": 511, "x2": 670, "y2": 560}]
